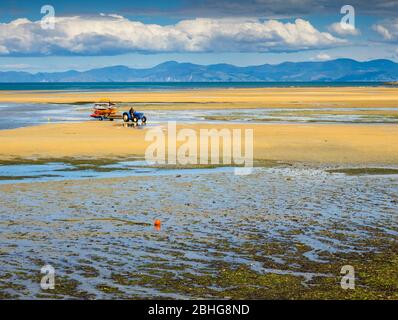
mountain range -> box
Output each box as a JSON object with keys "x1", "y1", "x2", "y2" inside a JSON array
[{"x1": 1, "y1": 59, "x2": 398, "y2": 82}]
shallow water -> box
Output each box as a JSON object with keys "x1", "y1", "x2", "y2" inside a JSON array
[
  {"x1": 0, "y1": 160, "x2": 237, "y2": 184},
  {"x1": 1, "y1": 103, "x2": 397, "y2": 130},
  {"x1": 0, "y1": 167, "x2": 397, "y2": 298},
  {"x1": 0, "y1": 103, "x2": 87, "y2": 130},
  {"x1": 143, "y1": 107, "x2": 398, "y2": 124}
]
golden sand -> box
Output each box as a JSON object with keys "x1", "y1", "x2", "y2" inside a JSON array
[
  {"x1": 1, "y1": 87, "x2": 398, "y2": 109},
  {"x1": 1, "y1": 121, "x2": 397, "y2": 164},
  {"x1": 1, "y1": 87, "x2": 397, "y2": 164}
]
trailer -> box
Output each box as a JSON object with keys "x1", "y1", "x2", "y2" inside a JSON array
[{"x1": 90, "y1": 102, "x2": 118, "y2": 121}]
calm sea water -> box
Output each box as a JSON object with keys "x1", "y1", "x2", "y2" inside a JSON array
[{"x1": 0, "y1": 82, "x2": 388, "y2": 91}]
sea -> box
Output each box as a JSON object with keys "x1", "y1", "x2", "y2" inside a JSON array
[{"x1": 0, "y1": 81, "x2": 391, "y2": 91}]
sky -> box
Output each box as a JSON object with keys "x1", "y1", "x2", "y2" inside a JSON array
[{"x1": 0, "y1": 0, "x2": 397, "y2": 72}]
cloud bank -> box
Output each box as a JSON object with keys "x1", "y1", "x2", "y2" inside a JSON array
[
  {"x1": 328, "y1": 23, "x2": 360, "y2": 36},
  {"x1": 314, "y1": 53, "x2": 331, "y2": 61},
  {"x1": 0, "y1": 15, "x2": 345, "y2": 56},
  {"x1": 373, "y1": 20, "x2": 398, "y2": 42},
  {"x1": 174, "y1": 0, "x2": 398, "y2": 18}
]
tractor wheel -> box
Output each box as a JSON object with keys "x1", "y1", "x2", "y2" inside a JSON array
[
  {"x1": 123, "y1": 113, "x2": 129, "y2": 122},
  {"x1": 109, "y1": 118, "x2": 114, "y2": 121},
  {"x1": 133, "y1": 117, "x2": 139, "y2": 123},
  {"x1": 142, "y1": 116, "x2": 147, "y2": 123}
]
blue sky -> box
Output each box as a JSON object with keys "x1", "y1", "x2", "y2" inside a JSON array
[{"x1": 0, "y1": 0, "x2": 397, "y2": 72}]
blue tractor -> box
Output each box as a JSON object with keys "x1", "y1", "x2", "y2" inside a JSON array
[{"x1": 123, "y1": 107, "x2": 147, "y2": 124}]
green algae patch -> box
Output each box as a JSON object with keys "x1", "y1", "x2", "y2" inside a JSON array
[
  {"x1": 213, "y1": 266, "x2": 305, "y2": 299},
  {"x1": 0, "y1": 174, "x2": 62, "y2": 180},
  {"x1": 58, "y1": 217, "x2": 151, "y2": 226},
  {"x1": 302, "y1": 251, "x2": 398, "y2": 300},
  {"x1": 105, "y1": 242, "x2": 398, "y2": 300},
  {"x1": 96, "y1": 284, "x2": 124, "y2": 295},
  {"x1": 37, "y1": 277, "x2": 93, "y2": 299},
  {"x1": 76, "y1": 265, "x2": 100, "y2": 278},
  {"x1": 0, "y1": 156, "x2": 280, "y2": 174},
  {"x1": 107, "y1": 265, "x2": 313, "y2": 299},
  {"x1": 328, "y1": 168, "x2": 398, "y2": 175}
]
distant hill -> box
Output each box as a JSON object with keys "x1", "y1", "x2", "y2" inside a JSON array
[{"x1": 1, "y1": 59, "x2": 398, "y2": 82}]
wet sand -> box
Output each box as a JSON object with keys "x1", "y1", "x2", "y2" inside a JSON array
[
  {"x1": 0, "y1": 168, "x2": 397, "y2": 299},
  {"x1": 1, "y1": 121, "x2": 398, "y2": 164},
  {"x1": 1, "y1": 87, "x2": 398, "y2": 109}
]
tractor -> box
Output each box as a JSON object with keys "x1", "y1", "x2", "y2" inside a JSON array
[{"x1": 123, "y1": 108, "x2": 147, "y2": 124}]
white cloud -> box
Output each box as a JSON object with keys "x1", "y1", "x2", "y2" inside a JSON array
[
  {"x1": 314, "y1": 53, "x2": 331, "y2": 61},
  {"x1": 0, "y1": 63, "x2": 30, "y2": 70},
  {"x1": 372, "y1": 21, "x2": 397, "y2": 41},
  {"x1": 0, "y1": 15, "x2": 345, "y2": 56},
  {"x1": 328, "y1": 22, "x2": 360, "y2": 36},
  {"x1": 0, "y1": 45, "x2": 9, "y2": 54}
]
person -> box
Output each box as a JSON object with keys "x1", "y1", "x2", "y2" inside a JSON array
[{"x1": 129, "y1": 107, "x2": 135, "y2": 116}]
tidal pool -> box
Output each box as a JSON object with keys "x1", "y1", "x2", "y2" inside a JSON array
[
  {"x1": 0, "y1": 103, "x2": 87, "y2": 130},
  {"x1": 0, "y1": 160, "x2": 237, "y2": 184}
]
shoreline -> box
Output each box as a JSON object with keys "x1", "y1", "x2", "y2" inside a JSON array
[{"x1": 1, "y1": 87, "x2": 398, "y2": 109}]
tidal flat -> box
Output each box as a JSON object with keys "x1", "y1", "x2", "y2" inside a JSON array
[
  {"x1": 0, "y1": 86, "x2": 397, "y2": 299},
  {"x1": 0, "y1": 166, "x2": 397, "y2": 299}
]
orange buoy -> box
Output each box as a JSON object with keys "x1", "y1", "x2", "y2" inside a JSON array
[{"x1": 154, "y1": 219, "x2": 161, "y2": 228}]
